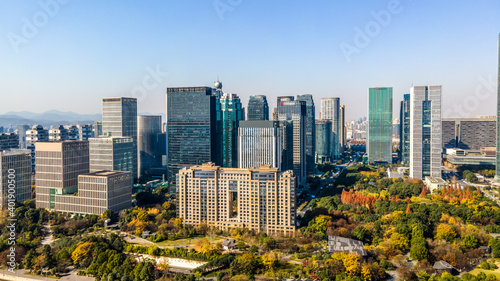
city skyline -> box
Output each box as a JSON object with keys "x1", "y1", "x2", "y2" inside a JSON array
[{"x1": 1, "y1": 1, "x2": 499, "y2": 121}]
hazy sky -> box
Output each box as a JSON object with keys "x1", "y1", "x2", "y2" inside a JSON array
[{"x1": 1, "y1": 0, "x2": 499, "y2": 121}]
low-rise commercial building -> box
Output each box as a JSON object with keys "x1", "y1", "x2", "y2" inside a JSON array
[
  {"x1": 54, "y1": 171, "x2": 132, "y2": 214},
  {"x1": 425, "y1": 176, "x2": 447, "y2": 193}
]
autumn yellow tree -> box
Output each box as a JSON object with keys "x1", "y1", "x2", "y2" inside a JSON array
[
  {"x1": 435, "y1": 224, "x2": 457, "y2": 241},
  {"x1": 71, "y1": 242, "x2": 95, "y2": 266},
  {"x1": 261, "y1": 252, "x2": 279, "y2": 272},
  {"x1": 390, "y1": 232, "x2": 410, "y2": 251},
  {"x1": 331, "y1": 252, "x2": 361, "y2": 277},
  {"x1": 174, "y1": 217, "x2": 183, "y2": 230},
  {"x1": 137, "y1": 210, "x2": 149, "y2": 222},
  {"x1": 162, "y1": 202, "x2": 171, "y2": 210},
  {"x1": 195, "y1": 238, "x2": 213, "y2": 255}
]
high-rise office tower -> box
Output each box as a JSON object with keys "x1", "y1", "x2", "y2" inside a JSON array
[
  {"x1": 102, "y1": 97, "x2": 137, "y2": 180},
  {"x1": 35, "y1": 141, "x2": 90, "y2": 210},
  {"x1": 137, "y1": 115, "x2": 163, "y2": 179},
  {"x1": 247, "y1": 95, "x2": 269, "y2": 121},
  {"x1": 496, "y1": 35, "x2": 500, "y2": 181},
  {"x1": 177, "y1": 163, "x2": 296, "y2": 236},
  {"x1": 150, "y1": 132, "x2": 167, "y2": 179},
  {"x1": 339, "y1": 105, "x2": 346, "y2": 153},
  {"x1": 271, "y1": 108, "x2": 278, "y2": 121},
  {"x1": 49, "y1": 125, "x2": 69, "y2": 141},
  {"x1": 277, "y1": 98, "x2": 306, "y2": 184},
  {"x1": 93, "y1": 121, "x2": 102, "y2": 137},
  {"x1": 367, "y1": 87, "x2": 393, "y2": 164},
  {"x1": 315, "y1": 120, "x2": 332, "y2": 164},
  {"x1": 89, "y1": 137, "x2": 134, "y2": 179},
  {"x1": 410, "y1": 86, "x2": 442, "y2": 179},
  {"x1": 321, "y1": 98, "x2": 341, "y2": 160},
  {"x1": 297, "y1": 95, "x2": 315, "y2": 173},
  {"x1": 238, "y1": 120, "x2": 281, "y2": 169},
  {"x1": 167, "y1": 87, "x2": 218, "y2": 182},
  {"x1": 0, "y1": 133, "x2": 19, "y2": 150},
  {"x1": 400, "y1": 94, "x2": 411, "y2": 164},
  {"x1": 0, "y1": 149, "x2": 32, "y2": 209},
  {"x1": 220, "y1": 93, "x2": 245, "y2": 168},
  {"x1": 18, "y1": 124, "x2": 30, "y2": 149},
  {"x1": 26, "y1": 124, "x2": 49, "y2": 171}
]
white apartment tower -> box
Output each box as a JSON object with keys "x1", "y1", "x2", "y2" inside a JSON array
[
  {"x1": 410, "y1": 85, "x2": 442, "y2": 179},
  {"x1": 320, "y1": 98, "x2": 341, "y2": 159}
]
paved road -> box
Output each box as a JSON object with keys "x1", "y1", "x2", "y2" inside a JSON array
[
  {"x1": 0, "y1": 268, "x2": 94, "y2": 281},
  {"x1": 457, "y1": 178, "x2": 500, "y2": 206},
  {"x1": 123, "y1": 233, "x2": 156, "y2": 247},
  {"x1": 40, "y1": 224, "x2": 55, "y2": 246}
]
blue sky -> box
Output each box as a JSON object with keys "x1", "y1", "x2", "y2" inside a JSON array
[{"x1": 0, "y1": 0, "x2": 499, "y2": 120}]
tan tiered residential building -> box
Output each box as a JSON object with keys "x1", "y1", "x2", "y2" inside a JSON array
[{"x1": 177, "y1": 163, "x2": 296, "y2": 236}]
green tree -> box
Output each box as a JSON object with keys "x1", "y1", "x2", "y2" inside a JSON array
[
  {"x1": 248, "y1": 245, "x2": 258, "y2": 255},
  {"x1": 352, "y1": 226, "x2": 371, "y2": 242},
  {"x1": 138, "y1": 262, "x2": 155, "y2": 281},
  {"x1": 237, "y1": 241, "x2": 246, "y2": 251},
  {"x1": 463, "y1": 234, "x2": 479, "y2": 249},
  {"x1": 24, "y1": 249, "x2": 36, "y2": 270},
  {"x1": 410, "y1": 243, "x2": 429, "y2": 261},
  {"x1": 490, "y1": 238, "x2": 500, "y2": 258}
]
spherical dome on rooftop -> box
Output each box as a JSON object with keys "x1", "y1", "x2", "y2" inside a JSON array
[{"x1": 214, "y1": 81, "x2": 222, "y2": 90}]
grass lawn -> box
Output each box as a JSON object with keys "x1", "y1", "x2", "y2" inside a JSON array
[
  {"x1": 156, "y1": 235, "x2": 224, "y2": 248},
  {"x1": 469, "y1": 261, "x2": 500, "y2": 278},
  {"x1": 413, "y1": 197, "x2": 439, "y2": 205}
]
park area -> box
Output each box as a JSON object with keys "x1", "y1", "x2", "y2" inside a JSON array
[{"x1": 156, "y1": 235, "x2": 225, "y2": 249}]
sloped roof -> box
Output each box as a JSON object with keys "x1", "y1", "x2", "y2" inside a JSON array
[
  {"x1": 434, "y1": 261, "x2": 454, "y2": 270},
  {"x1": 327, "y1": 236, "x2": 367, "y2": 256},
  {"x1": 223, "y1": 238, "x2": 237, "y2": 247}
]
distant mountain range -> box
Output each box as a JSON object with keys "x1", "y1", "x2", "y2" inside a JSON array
[
  {"x1": 0, "y1": 110, "x2": 102, "y2": 128},
  {"x1": 0, "y1": 110, "x2": 166, "y2": 129}
]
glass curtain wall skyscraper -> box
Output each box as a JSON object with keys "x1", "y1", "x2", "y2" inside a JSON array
[
  {"x1": 296, "y1": 95, "x2": 315, "y2": 173},
  {"x1": 400, "y1": 94, "x2": 411, "y2": 164},
  {"x1": 247, "y1": 95, "x2": 269, "y2": 120},
  {"x1": 315, "y1": 120, "x2": 331, "y2": 164},
  {"x1": 167, "y1": 87, "x2": 218, "y2": 182},
  {"x1": 367, "y1": 87, "x2": 393, "y2": 164},
  {"x1": 102, "y1": 97, "x2": 137, "y2": 180},
  {"x1": 496, "y1": 35, "x2": 500, "y2": 181},
  {"x1": 410, "y1": 86, "x2": 442, "y2": 179},
  {"x1": 138, "y1": 115, "x2": 163, "y2": 179},
  {"x1": 277, "y1": 97, "x2": 306, "y2": 184},
  {"x1": 220, "y1": 93, "x2": 244, "y2": 168},
  {"x1": 339, "y1": 105, "x2": 346, "y2": 153},
  {"x1": 238, "y1": 120, "x2": 281, "y2": 170},
  {"x1": 320, "y1": 98, "x2": 340, "y2": 160}
]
